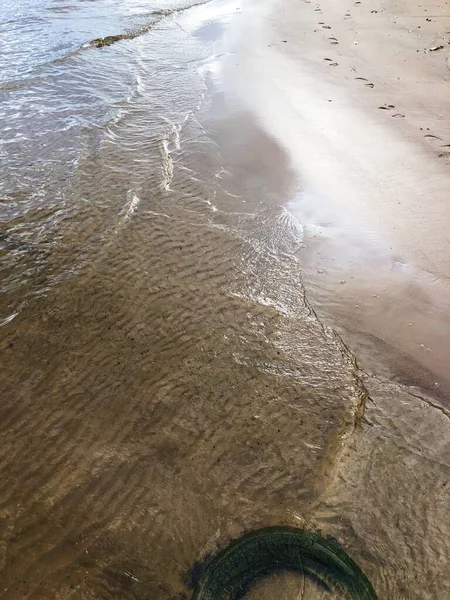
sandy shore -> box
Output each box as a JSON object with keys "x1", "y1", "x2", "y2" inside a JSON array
[
  {"x1": 1, "y1": 1, "x2": 450, "y2": 599},
  {"x1": 224, "y1": 0, "x2": 450, "y2": 396}
]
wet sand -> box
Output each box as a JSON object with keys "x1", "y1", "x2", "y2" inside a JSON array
[
  {"x1": 226, "y1": 0, "x2": 450, "y2": 398},
  {"x1": 1, "y1": 0, "x2": 450, "y2": 599}
]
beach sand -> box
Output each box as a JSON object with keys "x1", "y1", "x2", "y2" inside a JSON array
[
  {"x1": 0, "y1": 1, "x2": 449, "y2": 599},
  {"x1": 225, "y1": 0, "x2": 450, "y2": 397}
]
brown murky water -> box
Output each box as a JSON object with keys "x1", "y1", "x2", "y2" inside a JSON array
[{"x1": 1, "y1": 1, "x2": 449, "y2": 599}]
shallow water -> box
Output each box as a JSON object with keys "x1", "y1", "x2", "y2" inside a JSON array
[{"x1": 1, "y1": 1, "x2": 449, "y2": 599}]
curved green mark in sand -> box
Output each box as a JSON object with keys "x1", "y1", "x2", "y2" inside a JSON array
[{"x1": 191, "y1": 526, "x2": 378, "y2": 600}]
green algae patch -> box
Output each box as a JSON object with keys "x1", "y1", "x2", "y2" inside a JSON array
[{"x1": 191, "y1": 526, "x2": 378, "y2": 600}]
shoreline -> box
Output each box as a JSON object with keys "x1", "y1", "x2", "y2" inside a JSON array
[
  {"x1": 222, "y1": 0, "x2": 450, "y2": 399},
  {"x1": 1, "y1": 1, "x2": 449, "y2": 599}
]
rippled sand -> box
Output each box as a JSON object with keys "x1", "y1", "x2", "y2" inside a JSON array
[{"x1": 1, "y1": 0, "x2": 449, "y2": 599}]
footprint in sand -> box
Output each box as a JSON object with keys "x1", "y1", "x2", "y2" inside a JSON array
[
  {"x1": 438, "y1": 145, "x2": 450, "y2": 159},
  {"x1": 424, "y1": 134, "x2": 443, "y2": 141},
  {"x1": 377, "y1": 105, "x2": 406, "y2": 118},
  {"x1": 355, "y1": 77, "x2": 375, "y2": 88}
]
